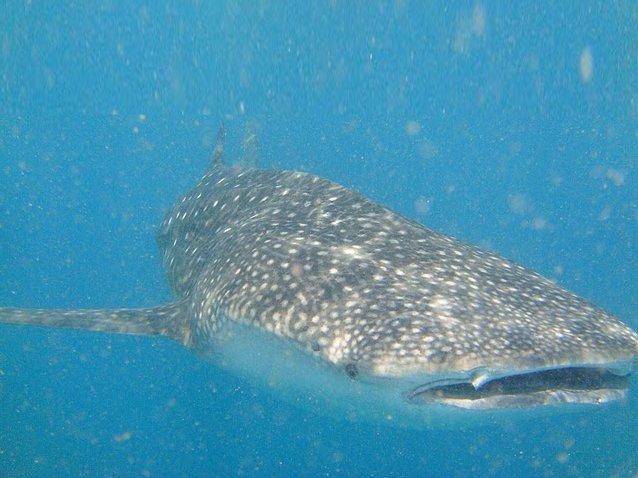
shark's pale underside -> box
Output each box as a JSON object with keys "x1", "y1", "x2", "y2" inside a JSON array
[{"x1": 2, "y1": 127, "x2": 637, "y2": 425}]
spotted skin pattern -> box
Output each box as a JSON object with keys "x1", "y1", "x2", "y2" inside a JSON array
[{"x1": 158, "y1": 166, "x2": 638, "y2": 380}]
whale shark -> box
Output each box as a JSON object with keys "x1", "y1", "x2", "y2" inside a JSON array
[{"x1": 2, "y1": 125, "x2": 638, "y2": 425}]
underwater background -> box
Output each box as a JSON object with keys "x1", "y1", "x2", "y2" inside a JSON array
[{"x1": 1, "y1": 1, "x2": 637, "y2": 477}]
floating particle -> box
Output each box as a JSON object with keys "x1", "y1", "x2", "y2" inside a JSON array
[
  {"x1": 405, "y1": 121, "x2": 421, "y2": 136},
  {"x1": 417, "y1": 139, "x2": 439, "y2": 160},
  {"x1": 606, "y1": 168, "x2": 625, "y2": 186},
  {"x1": 530, "y1": 217, "x2": 547, "y2": 230},
  {"x1": 580, "y1": 47, "x2": 593, "y2": 83},
  {"x1": 414, "y1": 195, "x2": 432, "y2": 215},
  {"x1": 507, "y1": 193, "x2": 532, "y2": 216},
  {"x1": 113, "y1": 431, "x2": 132, "y2": 442}
]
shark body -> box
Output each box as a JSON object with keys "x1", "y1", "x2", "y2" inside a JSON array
[{"x1": 2, "y1": 128, "x2": 638, "y2": 425}]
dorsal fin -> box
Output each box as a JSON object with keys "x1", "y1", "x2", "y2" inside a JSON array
[
  {"x1": 209, "y1": 122, "x2": 226, "y2": 169},
  {"x1": 207, "y1": 122, "x2": 258, "y2": 171},
  {"x1": 239, "y1": 123, "x2": 259, "y2": 168}
]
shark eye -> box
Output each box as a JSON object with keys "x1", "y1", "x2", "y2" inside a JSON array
[{"x1": 345, "y1": 363, "x2": 359, "y2": 379}]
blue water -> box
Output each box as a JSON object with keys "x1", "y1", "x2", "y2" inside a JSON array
[{"x1": 1, "y1": 2, "x2": 637, "y2": 477}]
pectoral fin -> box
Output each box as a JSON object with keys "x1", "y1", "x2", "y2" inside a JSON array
[{"x1": 0, "y1": 301, "x2": 191, "y2": 345}]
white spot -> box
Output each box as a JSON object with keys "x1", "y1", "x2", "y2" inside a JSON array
[
  {"x1": 327, "y1": 333, "x2": 351, "y2": 363},
  {"x1": 333, "y1": 245, "x2": 367, "y2": 261},
  {"x1": 429, "y1": 295, "x2": 450, "y2": 310}
]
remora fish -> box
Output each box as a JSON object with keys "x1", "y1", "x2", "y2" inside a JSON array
[{"x1": 1, "y1": 126, "x2": 637, "y2": 424}]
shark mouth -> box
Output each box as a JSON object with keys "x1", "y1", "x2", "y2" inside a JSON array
[{"x1": 407, "y1": 365, "x2": 631, "y2": 410}]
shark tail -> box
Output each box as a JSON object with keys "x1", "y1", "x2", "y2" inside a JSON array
[{"x1": 0, "y1": 301, "x2": 191, "y2": 346}]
